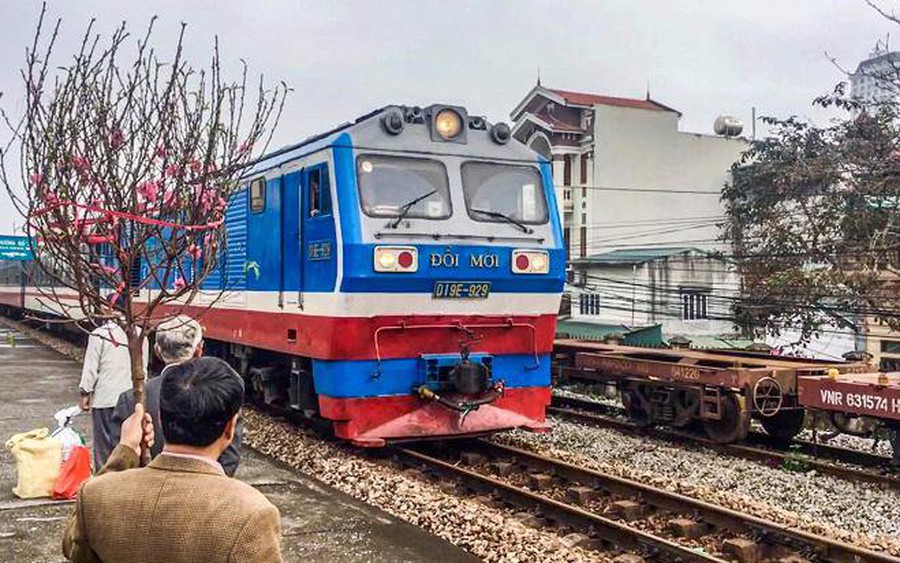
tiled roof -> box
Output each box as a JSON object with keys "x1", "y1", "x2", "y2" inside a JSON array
[
  {"x1": 555, "y1": 320, "x2": 665, "y2": 346},
  {"x1": 548, "y1": 88, "x2": 679, "y2": 114}
]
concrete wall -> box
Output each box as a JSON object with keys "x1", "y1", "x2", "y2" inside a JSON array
[
  {"x1": 588, "y1": 106, "x2": 746, "y2": 256},
  {"x1": 570, "y1": 251, "x2": 739, "y2": 337}
]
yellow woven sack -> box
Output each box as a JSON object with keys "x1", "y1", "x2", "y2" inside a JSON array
[{"x1": 5, "y1": 428, "x2": 62, "y2": 499}]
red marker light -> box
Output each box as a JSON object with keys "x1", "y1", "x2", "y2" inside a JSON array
[
  {"x1": 398, "y1": 251, "x2": 414, "y2": 269},
  {"x1": 515, "y1": 254, "x2": 530, "y2": 271}
]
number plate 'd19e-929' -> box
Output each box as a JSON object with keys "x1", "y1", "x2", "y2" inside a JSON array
[{"x1": 432, "y1": 281, "x2": 491, "y2": 299}]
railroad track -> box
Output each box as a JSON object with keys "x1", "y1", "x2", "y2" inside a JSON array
[
  {"x1": 395, "y1": 439, "x2": 900, "y2": 563},
  {"x1": 550, "y1": 395, "x2": 900, "y2": 490}
]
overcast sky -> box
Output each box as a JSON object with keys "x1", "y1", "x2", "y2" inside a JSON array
[{"x1": 0, "y1": 0, "x2": 896, "y2": 234}]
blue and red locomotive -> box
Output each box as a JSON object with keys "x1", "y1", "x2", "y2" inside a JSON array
[
  {"x1": 2, "y1": 103, "x2": 565, "y2": 446},
  {"x1": 186, "y1": 104, "x2": 565, "y2": 445}
]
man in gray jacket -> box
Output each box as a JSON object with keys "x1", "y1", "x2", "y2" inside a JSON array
[{"x1": 111, "y1": 315, "x2": 243, "y2": 476}]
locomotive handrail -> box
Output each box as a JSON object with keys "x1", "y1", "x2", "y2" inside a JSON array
[{"x1": 372, "y1": 318, "x2": 541, "y2": 379}]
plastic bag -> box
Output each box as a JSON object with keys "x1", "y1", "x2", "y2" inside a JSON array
[
  {"x1": 52, "y1": 446, "x2": 91, "y2": 500},
  {"x1": 50, "y1": 405, "x2": 85, "y2": 462},
  {"x1": 5, "y1": 428, "x2": 62, "y2": 499}
]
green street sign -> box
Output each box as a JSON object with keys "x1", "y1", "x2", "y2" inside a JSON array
[{"x1": 0, "y1": 236, "x2": 34, "y2": 261}]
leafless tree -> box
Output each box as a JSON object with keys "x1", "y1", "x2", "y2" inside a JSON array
[{"x1": 0, "y1": 6, "x2": 287, "y2": 419}]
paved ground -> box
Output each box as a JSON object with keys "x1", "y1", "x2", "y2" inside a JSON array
[{"x1": 0, "y1": 326, "x2": 477, "y2": 562}]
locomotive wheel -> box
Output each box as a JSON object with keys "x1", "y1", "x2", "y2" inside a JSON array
[
  {"x1": 702, "y1": 393, "x2": 750, "y2": 444},
  {"x1": 759, "y1": 408, "x2": 805, "y2": 444}
]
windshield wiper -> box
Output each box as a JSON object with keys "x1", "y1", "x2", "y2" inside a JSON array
[
  {"x1": 469, "y1": 208, "x2": 533, "y2": 234},
  {"x1": 387, "y1": 189, "x2": 439, "y2": 229}
]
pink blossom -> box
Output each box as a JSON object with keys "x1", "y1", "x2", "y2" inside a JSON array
[
  {"x1": 30, "y1": 173, "x2": 43, "y2": 186},
  {"x1": 162, "y1": 191, "x2": 178, "y2": 209},
  {"x1": 109, "y1": 128, "x2": 125, "y2": 149},
  {"x1": 187, "y1": 243, "x2": 202, "y2": 260},
  {"x1": 202, "y1": 233, "x2": 215, "y2": 248},
  {"x1": 189, "y1": 159, "x2": 202, "y2": 173},
  {"x1": 108, "y1": 282, "x2": 126, "y2": 306},
  {"x1": 155, "y1": 145, "x2": 167, "y2": 159},
  {"x1": 72, "y1": 155, "x2": 91, "y2": 173},
  {"x1": 199, "y1": 186, "x2": 218, "y2": 213},
  {"x1": 237, "y1": 141, "x2": 252, "y2": 155},
  {"x1": 205, "y1": 162, "x2": 218, "y2": 173},
  {"x1": 216, "y1": 197, "x2": 227, "y2": 212},
  {"x1": 137, "y1": 180, "x2": 160, "y2": 202},
  {"x1": 172, "y1": 277, "x2": 186, "y2": 291},
  {"x1": 164, "y1": 164, "x2": 182, "y2": 178}
]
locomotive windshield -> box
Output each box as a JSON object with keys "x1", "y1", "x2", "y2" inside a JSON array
[
  {"x1": 462, "y1": 162, "x2": 548, "y2": 225},
  {"x1": 357, "y1": 155, "x2": 451, "y2": 219}
]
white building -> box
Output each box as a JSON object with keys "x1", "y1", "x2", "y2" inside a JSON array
[
  {"x1": 850, "y1": 41, "x2": 900, "y2": 105},
  {"x1": 511, "y1": 84, "x2": 747, "y2": 345},
  {"x1": 567, "y1": 247, "x2": 742, "y2": 345},
  {"x1": 510, "y1": 84, "x2": 747, "y2": 260}
]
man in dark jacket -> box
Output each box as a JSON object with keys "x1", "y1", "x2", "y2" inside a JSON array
[{"x1": 111, "y1": 315, "x2": 243, "y2": 476}]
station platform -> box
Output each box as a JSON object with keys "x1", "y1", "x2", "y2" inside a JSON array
[{"x1": 0, "y1": 325, "x2": 477, "y2": 562}]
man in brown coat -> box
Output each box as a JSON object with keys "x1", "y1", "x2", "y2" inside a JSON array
[{"x1": 63, "y1": 357, "x2": 282, "y2": 563}]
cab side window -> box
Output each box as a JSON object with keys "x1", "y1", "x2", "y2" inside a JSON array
[
  {"x1": 308, "y1": 166, "x2": 331, "y2": 217},
  {"x1": 250, "y1": 177, "x2": 266, "y2": 213}
]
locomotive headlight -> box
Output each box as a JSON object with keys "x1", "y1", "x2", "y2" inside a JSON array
[
  {"x1": 378, "y1": 252, "x2": 396, "y2": 269},
  {"x1": 374, "y1": 246, "x2": 418, "y2": 273},
  {"x1": 434, "y1": 109, "x2": 463, "y2": 140},
  {"x1": 512, "y1": 249, "x2": 549, "y2": 274}
]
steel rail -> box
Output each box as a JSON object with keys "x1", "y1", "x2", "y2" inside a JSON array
[
  {"x1": 485, "y1": 441, "x2": 900, "y2": 562},
  {"x1": 550, "y1": 395, "x2": 900, "y2": 490},
  {"x1": 393, "y1": 446, "x2": 725, "y2": 563},
  {"x1": 413, "y1": 439, "x2": 900, "y2": 563}
]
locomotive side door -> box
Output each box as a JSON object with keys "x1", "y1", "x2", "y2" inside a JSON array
[
  {"x1": 300, "y1": 163, "x2": 336, "y2": 296},
  {"x1": 280, "y1": 170, "x2": 303, "y2": 307}
]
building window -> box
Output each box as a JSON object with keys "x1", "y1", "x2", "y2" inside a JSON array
[
  {"x1": 250, "y1": 177, "x2": 266, "y2": 213},
  {"x1": 881, "y1": 340, "x2": 900, "y2": 354},
  {"x1": 581, "y1": 212, "x2": 586, "y2": 224},
  {"x1": 563, "y1": 227, "x2": 571, "y2": 261},
  {"x1": 579, "y1": 293, "x2": 601, "y2": 315},
  {"x1": 579, "y1": 225, "x2": 586, "y2": 258},
  {"x1": 563, "y1": 155, "x2": 572, "y2": 186},
  {"x1": 580, "y1": 154, "x2": 588, "y2": 184},
  {"x1": 681, "y1": 290, "x2": 709, "y2": 321}
]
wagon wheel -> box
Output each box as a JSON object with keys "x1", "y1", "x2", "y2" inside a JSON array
[
  {"x1": 759, "y1": 406, "x2": 805, "y2": 444},
  {"x1": 702, "y1": 392, "x2": 750, "y2": 444},
  {"x1": 752, "y1": 377, "x2": 783, "y2": 417}
]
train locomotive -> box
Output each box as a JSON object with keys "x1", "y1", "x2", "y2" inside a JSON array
[{"x1": 1, "y1": 103, "x2": 566, "y2": 446}]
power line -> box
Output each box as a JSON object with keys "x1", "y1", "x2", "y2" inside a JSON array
[{"x1": 575, "y1": 273, "x2": 900, "y2": 319}]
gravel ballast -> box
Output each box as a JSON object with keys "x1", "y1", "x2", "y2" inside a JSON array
[
  {"x1": 244, "y1": 410, "x2": 613, "y2": 563},
  {"x1": 494, "y1": 417, "x2": 900, "y2": 556}
]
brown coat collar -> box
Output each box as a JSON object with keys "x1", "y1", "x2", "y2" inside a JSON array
[{"x1": 149, "y1": 453, "x2": 226, "y2": 476}]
